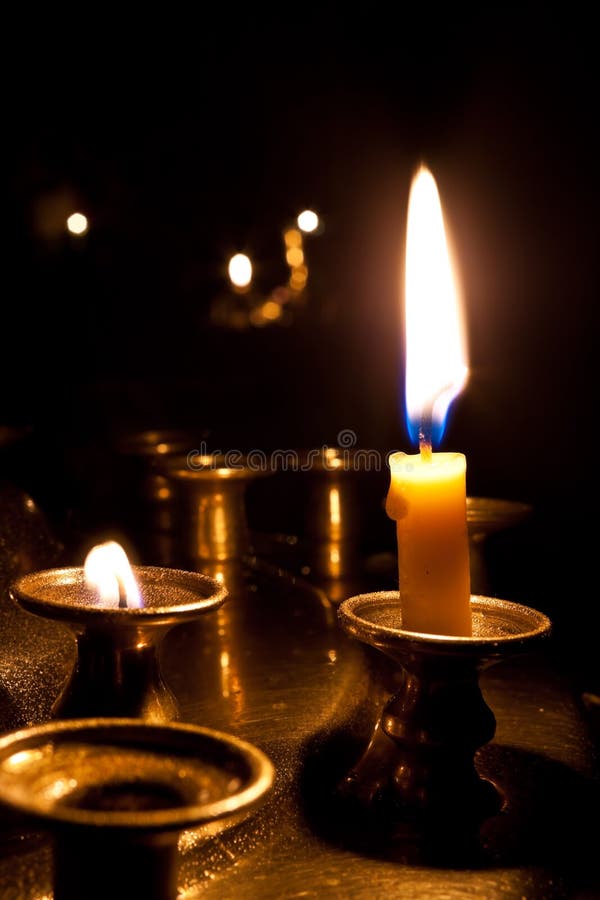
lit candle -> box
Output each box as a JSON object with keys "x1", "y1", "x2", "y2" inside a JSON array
[{"x1": 386, "y1": 166, "x2": 471, "y2": 636}]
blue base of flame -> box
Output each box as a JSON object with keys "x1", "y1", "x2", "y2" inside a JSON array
[{"x1": 405, "y1": 411, "x2": 447, "y2": 449}]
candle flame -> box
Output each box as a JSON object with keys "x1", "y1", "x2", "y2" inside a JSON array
[
  {"x1": 84, "y1": 541, "x2": 142, "y2": 608},
  {"x1": 404, "y1": 166, "x2": 468, "y2": 447}
]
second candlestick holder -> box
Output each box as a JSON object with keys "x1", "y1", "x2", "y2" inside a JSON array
[
  {"x1": 8, "y1": 566, "x2": 227, "y2": 721},
  {"x1": 338, "y1": 591, "x2": 551, "y2": 823}
]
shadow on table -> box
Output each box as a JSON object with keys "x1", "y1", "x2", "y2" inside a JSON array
[{"x1": 298, "y1": 729, "x2": 600, "y2": 895}]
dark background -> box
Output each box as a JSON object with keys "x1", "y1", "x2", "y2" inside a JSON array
[{"x1": 2, "y1": 10, "x2": 599, "y2": 690}]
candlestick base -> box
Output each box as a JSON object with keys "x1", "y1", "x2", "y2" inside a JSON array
[
  {"x1": 8, "y1": 566, "x2": 227, "y2": 721},
  {"x1": 338, "y1": 592, "x2": 551, "y2": 822},
  {"x1": 0, "y1": 718, "x2": 273, "y2": 900}
]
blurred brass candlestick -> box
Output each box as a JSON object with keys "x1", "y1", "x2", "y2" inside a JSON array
[
  {"x1": 163, "y1": 455, "x2": 266, "y2": 563},
  {"x1": 115, "y1": 428, "x2": 212, "y2": 533},
  {"x1": 0, "y1": 719, "x2": 273, "y2": 900},
  {"x1": 303, "y1": 448, "x2": 362, "y2": 576}
]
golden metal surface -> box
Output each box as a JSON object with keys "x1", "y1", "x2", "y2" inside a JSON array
[{"x1": 0, "y1": 480, "x2": 597, "y2": 898}]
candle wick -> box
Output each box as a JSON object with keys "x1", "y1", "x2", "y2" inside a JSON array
[
  {"x1": 116, "y1": 576, "x2": 128, "y2": 609},
  {"x1": 419, "y1": 437, "x2": 432, "y2": 462},
  {"x1": 419, "y1": 411, "x2": 433, "y2": 462}
]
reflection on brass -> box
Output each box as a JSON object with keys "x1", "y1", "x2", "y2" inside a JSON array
[
  {"x1": 8, "y1": 567, "x2": 227, "y2": 721},
  {"x1": 116, "y1": 429, "x2": 211, "y2": 459},
  {"x1": 338, "y1": 592, "x2": 551, "y2": 821},
  {"x1": 0, "y1": 718, "x2": 273, "y2": 900},
  {"x1": 302, "y1": 450, "x2": 364, "y2": 542},
  {"x1": 306, "y1": 541, "x2": 358, "y2": 587},
  {"x1": 306, "y1": 479, "x2": 360, "y2": 544}
]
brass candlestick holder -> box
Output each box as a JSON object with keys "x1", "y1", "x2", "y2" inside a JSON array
[
  {"x1": 338, "y1": 591, "x2": 551, "y2": 822},
  {"x1": 249, "y1": 447, "x2": 374, "y2": 604},
  {"x1": 0, "y1": 718, "x2": 273, "y2": 900},
  {"x1": 8, "y1": 566, "x2": 227, "y2": 721},
  {"x1": 162, "y1": 454, "x2": 268, "y2": 563},
  {"x1": 298, "y1": 447, "x2": 368, "y2": 603}
]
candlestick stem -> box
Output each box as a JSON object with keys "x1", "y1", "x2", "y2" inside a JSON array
[
  {"x1": 57, "y1": 627, "x2": 178, "y2": 721},
  {"x1": 53, "y1": 831, "x2": 179, "y2": 900}
]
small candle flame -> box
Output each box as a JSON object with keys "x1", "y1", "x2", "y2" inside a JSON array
[
  {"x1": 84, "y1": 541, "x2": 142, "y2": 608},
  {"x1": 404, "y1": 166, "x2": 468, "y2": 450},
  {"x1": 297, "y1": 209, "x2": 319, "y2": 233},
  {"x1": 66, "y1": 212, "x2": 89, "y2": 236},
  {"x1": 228, "y1": 253, "x2": 252, "y2": 289}
]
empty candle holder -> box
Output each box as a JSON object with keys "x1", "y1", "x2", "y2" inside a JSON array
[
  {"x1": 0, "y1": 717, "x2": 274, "y2": 900},
  {"x1": 338, "y1": 591, "x2": 551, "y2": 823},
  {"x1": 8, "y1": 566, "x2": 227, "y2": 721},
  {"x1": 298, "y1": 447, "x2": 369, "y2": 603},
  {"x1": 162, "y1": 454, "x2": 268, "y2": 563}
]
